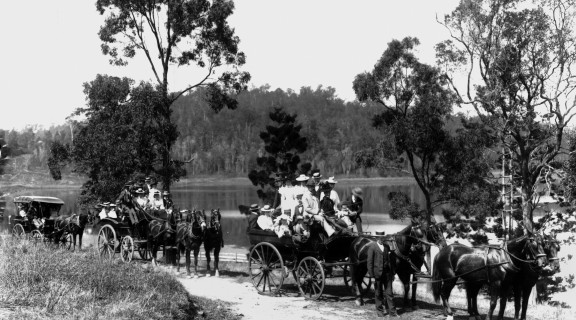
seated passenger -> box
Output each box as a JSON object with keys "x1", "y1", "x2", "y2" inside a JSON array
[
  {"x1": 336, "y1": 201, "x2": 355, "y2": 229},
  {"x1": 292, "y1": 216, "x2": 310, "y2": 244},
  {"x1": 257, "y1": 205, "x2": 275, "y2": 231},
  {"x1": 150, "y1": 190, "x2": 165, "y2": 211},
  {"x1": 247, "y1": 204, "x2": 261, "y2": 231},
  {"x1": 134, "y1": 188, "x2": 150, "y2": 209},
  {"x1": 274, "y1": 214, "x2": 292, "y2": 238},
  {"x1": 99, "y1": 202, "x2": 110, "y2": 219},
  {"x1": 108, "y1": 203, "x2": 118, "y2": 219},
  {"x1": 18, "y1": 204, "x2": 28, "y2": 217}
]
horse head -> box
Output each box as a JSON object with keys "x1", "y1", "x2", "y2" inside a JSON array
[
  {"x1": 521, "y1": 233, "x2": 548, "y2": 269},
  {"x1": 542, "y1": 231, "x2": 561, "y2": 274},
  {"x1": 191, "y1": 210, "x2": 207, "y2": 233},
  {"x1": 208, "y1": 208, "x2": 221, "y2": 231},
  {"x1": 425, "y1": 221, "x2": 447, "y2": 249}
]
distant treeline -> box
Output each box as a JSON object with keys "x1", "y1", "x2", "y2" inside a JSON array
[{"x1": 1, "y1": 85, "x2": 402, "y2": 178}]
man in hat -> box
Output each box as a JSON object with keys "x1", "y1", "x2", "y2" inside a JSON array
[
  {"x1": 257, "y1": 205, "x2": 275, "y2": 231},
  {"x1": 320, "y1": 177, "x2": 340, "y2": 211},
  {"x1": 292, "y1": 189, "x2": 305, "y2": 223},
  {"x1": 99, "y1": 202, "x2": 111, "y2": 219},
  {"x1": 303, "y1": 179, "x2": 336, "y2": 237},
  {"x1": 150, "y1": 190, "x2": 165, "y2": 210},
  {"x1": 367, "y1": 231, "x2": 397, "y2": 317},
  {"x1": 162, "y1": 191, "x2": 174, "y2": 210},
  {"x1": 247, "y1": 204, "x2": 261, "y2": 231},
  {"x1": 347, "y1": 187, "x2": 364, "y2": 233},
  {"x1": 310, "y1": 169, "x2": 322, "y2": 199}
]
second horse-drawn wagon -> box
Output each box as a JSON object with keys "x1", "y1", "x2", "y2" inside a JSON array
[
  {"x1": 11, "y1": 196, "x2": 74, "y2": 249},
  {"x1": 247, "y1": 224, "x2": 372, "y2": 300}
]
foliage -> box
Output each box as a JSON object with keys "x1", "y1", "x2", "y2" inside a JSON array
[
  {"x1": 248, "y1": 107, "x2": 308, "y2": 203},
  {"x1": 437, "y1": 0, "x2": 576, "y2": 231},
  {"x1": 387, "y1": 192, "x2": 420, "y2": 220},
  {"x1": 47, "y1": 141, "x2": 69, "y2": 180},
  {"x1": 0, "y1": 238, "x2": 238, "y2": 320},
  {"x1": 95, "y1": 0, "x2": 250, "y2": 191},
  {"x1": 353, "y1": 37, "x2": 497, "y2": 222}
]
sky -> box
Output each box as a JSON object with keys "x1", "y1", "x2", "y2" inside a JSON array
[{"x1": 0, "y1": 0, "x2": 460, "y2": 130}]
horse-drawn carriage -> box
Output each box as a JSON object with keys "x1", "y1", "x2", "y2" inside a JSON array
[
  {"x1": 94, "y1": 207, "x2": 161, "y2": 262},
  {"x1": 247, "y1": 225, "x2": 367, "y2": 300},
  {"x1": 11, "y1": 196, "x2": 74, "y2": 249}
]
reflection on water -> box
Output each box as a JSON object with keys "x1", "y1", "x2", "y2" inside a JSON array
[{"x1": 1, "y1": 179, "x2": 426, "y2": 252}]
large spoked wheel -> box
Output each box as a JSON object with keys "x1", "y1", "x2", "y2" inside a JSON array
[
  {"x1": 59, "y1": 233, "x2": 73, "y2": 250},
  {"x1": 12, "y1": 224, "x2": 25, "y2": 240},
  {"x1": 97, "y1": 225, "x2": 117, "y2": 260},
  {"x1": 249, "y1": 242, "x2": 285, "y2": 295},
  {"x1": 121, "y1": 236, "x2": 134, "y2": 263},
  {"x1": 297, "y1": 257, "x2": 325, "y2": 300},
  {"x1": 30, "y1": 230, "x2": 44, "y2": 246},
  {"x1": 343, "y1": 264, "x2": 373, "y2": 295}
]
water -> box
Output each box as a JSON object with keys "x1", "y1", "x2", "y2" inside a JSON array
[{"x1": 1, "y1": 178, "x2": 428, "y2": 253}]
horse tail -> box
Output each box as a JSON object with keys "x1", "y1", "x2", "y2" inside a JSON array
[{"x1": 431, "y1": 253, "x2": 441, "y2": 303}]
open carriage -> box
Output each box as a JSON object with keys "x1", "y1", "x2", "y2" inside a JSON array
[
  {"x1": 11, "y1": 196, "x2": 74, "y2": 249},
  {"x1": 247, "y1": 226, "x2": 366, "y2": 300}
]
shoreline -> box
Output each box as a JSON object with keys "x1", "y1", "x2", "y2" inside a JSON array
[{"x1": 1, "y1": 176, "x2": 416, "y2": 190}]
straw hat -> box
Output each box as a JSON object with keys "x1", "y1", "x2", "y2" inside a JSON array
[
  {"x1": 260, "y1": 205, "x2": 273, "y2": 213},
  {"x1": 352, "y1": 187, "x2": 363, "y2": 197},
  {"x1": 326, "y1": 176, "x2": 338, "y2": 184},
  {"x1": 295, "y1": 174, "x2": 309, "y2": 182},
  {"x1": 249, "y1": 204, "x2": 260, "y2": 212}
]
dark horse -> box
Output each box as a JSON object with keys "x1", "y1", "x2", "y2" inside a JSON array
[
  {"x1": 176, "y1": 210, "x2": 206, "y2": 277},
  {"x1": 498, "y1": 233, "x2": 560, "y2": 320},
  {"x1": 54, "y1": 213, "x2": 90, "y2": 250},
  {"x1": 204, "y1": 208, "x2": 224, "y2": 277},
  {"x1": 147, "y1": 211, "x2": 178, "y2": 267},
  {"x1": 348, "y1": 217, "x2": 446, "y2": 307},
  {"x1": 432, "y1": 234, "x2": 547, "y2": 320}
]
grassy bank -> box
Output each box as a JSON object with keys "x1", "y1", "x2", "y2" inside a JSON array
[{"x1": 0, "y1": 238, "x2": 239, "y2": 320}]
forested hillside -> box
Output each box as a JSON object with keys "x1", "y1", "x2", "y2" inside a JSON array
[{"x1": 1, "y1": 85, "x2": 393, "y2": 179}]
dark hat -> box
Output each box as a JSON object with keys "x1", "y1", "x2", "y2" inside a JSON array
[
  {"x1": 249, "y1": 204, "x2": 260, "y2": 212},
  {"x1": 311, "y1": 169, "x2": 322, "y2": 178},
  {"x1": 352, "y1": 187, "x2": 363, "y2": 197},
  {"x1": 283, "y1": 209, "x2": 292, "y2": 215},
  {"x1": 306, "y1": 179, "x2": 316, "y2": 187},
  {"x1": 375, "y1": 231, "x2": 386, "y2": 237}
]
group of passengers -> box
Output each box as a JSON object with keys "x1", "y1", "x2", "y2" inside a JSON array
[
  {"x1": 248, "y1": 170, "x2": 364, "y2": 240},
  {"x1": 97, "y1": 176, "x2": 175, "y2": 223}
]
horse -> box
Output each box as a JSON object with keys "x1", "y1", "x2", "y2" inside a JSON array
[
  {"x1": 431, "y1": 234, "x2": 547, "y2": 320},
  {"x1": 53, "y1": 213, "x2": 90, "y2": 250},
  {"x1": 147, "y1": 213, "x2": 177, "y2": 267},
  {"x1": 395, "y1": 219, "x2": 447, "y2": 310},
  {"x1": 499, "y1": 233, "x2": 560, "y2": 320},
  {"x1": 348, "y1": 216, "x2": 445, "y2": 307},
  {"x1": 176, "y1": 210, "x2": 206, "y2": 278},
  {"x1": 204, "y1": 208, "x2": 224, "y2": 277}
]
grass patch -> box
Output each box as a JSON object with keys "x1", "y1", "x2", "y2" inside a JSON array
[{"x1": 0, "y1": 237, "x2": 238, "y2": 320}]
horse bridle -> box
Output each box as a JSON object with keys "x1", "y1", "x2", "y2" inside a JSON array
[{"x1": 208, "y1": 210, "x2": 221, "y2": 230}]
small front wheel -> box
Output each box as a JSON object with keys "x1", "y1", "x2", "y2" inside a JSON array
[
  {"x1": 97, "y1": 225, "x2": 117, "y2": 260},
  {"x1": 296, "y1": 257, "x2": 325, "y2": 300},
  {"x1": 12, "y1": 224, "x2": 25, "y2": 240}
]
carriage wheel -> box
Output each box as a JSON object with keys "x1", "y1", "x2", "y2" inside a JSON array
[
  {"x1": 296, "y1": 257, "x2": 325, "y2": 300},
  {"x1": 121, "y1": 236, "x2": 134, "y2": 263},
  {"x1": 342, "y1": 264, "x2": 373, "y2": 295},
  {"x1": 249, "y1": 242, "x2": 285, "y2": 295},
  {"x1": 59, "y1": 233, "x2": 73, "y2": 250},
  {"x1": 12, "y1": 224, "x2": 25, "y2": 240},
  {"x1": 97, "y1": 225, "x2": 117, "y2": 260},
  {"x1": 30, "y1": 230, "x2": 44, "y2": 246},
  {"x1": 138, "y1": 246, "x2": 150, "y2": 261}
]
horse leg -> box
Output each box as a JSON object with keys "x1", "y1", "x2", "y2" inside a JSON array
[
  {"x1": 349, "y1": 264, "x2": 365, "y2": 306},
  {"x1": 214, "y1": 245, "x2": 221, "y2": 277},
  {"x1": 520, "y1": 287, "x2": 532, "y2": 320},
  {"x1": 487, "y1": 281, "x2": 502, "y2": 320},
  {"x1": 411, "y1": 274, "x2": 419, "y2": 310},
  {"x1": 185, "y1": 248, "x2": 192, "y2": 277},
  {"x1": 193, "y1": 246, "x2": 200, "y2": 278},
  {"x1": 440, "y1": 278, "x2": 457, "y2": 320},
  {"x1": 205, "y1": 245, "x2": 212, "y2": 277},
  {"x1": 398, "y1": 270, "x2": 410, "y2": 309},
  {"x1": 176, "y1": 244, "x2": 182, "y2": 274},
  {"x1": 466, "y1": 283, "x2": 482, "y2": 319},
  {"x1": 513, "y1": 285, "x2": 521, "y2": 320},
  {"x1": 78, "y1": 231, "x2": 83, "y2": 251}
]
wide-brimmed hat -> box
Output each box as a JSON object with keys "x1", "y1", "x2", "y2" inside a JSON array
[
  {"x1": 249, "y1": 204, "x2": 260, "y2": 212},
  {"x1": 109, "y1": 203, "x2": 116, "y2": 208},
  {"x1": 135, "y1": 188, "x2": 146, "y2": 194},
  {"x1": 352, "y1": 187, "x2": 363, "y2": 197},
  {"x1": 327, "y1": 176, "x2": 338, "y2": 184},
  {"x1": 145, "y1": 177, "x2": 151, "y2": 182},
  {"x1": 295, "y1": 174, "x2": 309, "y2": 182},
  {"x1": 311, "y1": 170, "x2": 322, "y2": 178},
  {"x1": 102, "y1": 202, "x2": 111, "y2": 207},
  {"x1": 179, "y1": 209, "x2": 190, "y2": 213},
  {"x1": 261, "y1": 205, "x2": 273, "y2": 213},
  {"x1": 153, "y1": 190, "x2": 161, "y2": 195},
  {"x1": 162, "y1": 191, "x2": 170, "y2": 196}
]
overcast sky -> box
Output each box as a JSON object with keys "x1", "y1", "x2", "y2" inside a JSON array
[{"x1": 0, "y1": 0, "x2": 460, "y2": 130}]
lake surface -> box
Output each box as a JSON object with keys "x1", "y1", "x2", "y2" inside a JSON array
[{"x1": 1, "y1": 178, "x2": 435, "y2": 253}]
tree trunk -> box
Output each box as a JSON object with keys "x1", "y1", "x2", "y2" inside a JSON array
[{"x1": 521, "y1": 186, "x2": 534, "y2": 233}]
